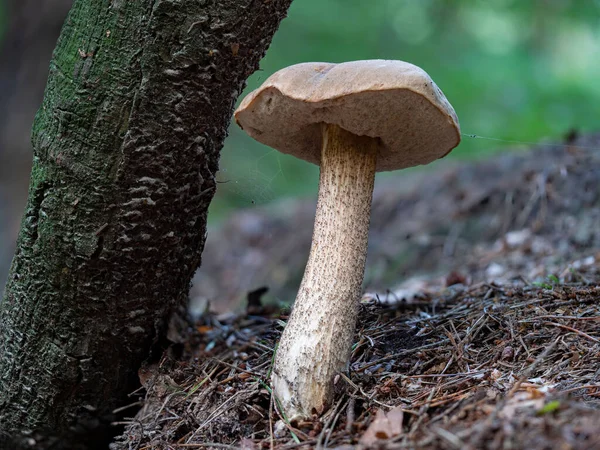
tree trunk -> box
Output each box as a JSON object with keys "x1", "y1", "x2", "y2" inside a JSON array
[
  {"x1": 0, "y1": 0, "x2": 292, "y2": 440},
  {"x1": 0, "y1": 0, "x2": 73, "y2": 292}
]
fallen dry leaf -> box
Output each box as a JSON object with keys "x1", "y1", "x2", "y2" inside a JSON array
[{"x1": 359, "y1": 406, "x2": 404, "y2": 445}]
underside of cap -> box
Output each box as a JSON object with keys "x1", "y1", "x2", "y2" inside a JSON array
[{"x1": 234, "y1": 60, "x2": 461, "y2": 172}]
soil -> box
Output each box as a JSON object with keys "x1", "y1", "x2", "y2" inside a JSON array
[{"x1": 109, "y1": 132, "x2": 600, "y2": 450}]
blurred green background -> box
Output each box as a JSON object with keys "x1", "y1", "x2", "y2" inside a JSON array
[{"x1": 210, "y1": 0, "x2": 600, "y2": 219}]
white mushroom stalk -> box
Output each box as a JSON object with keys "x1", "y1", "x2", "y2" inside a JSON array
[
  {"x1": 234, "y1": 59, "x2": 461, "y2": 421},
  {"x1": 272, "y1": 124, "x2": 378, "y2": 418}
]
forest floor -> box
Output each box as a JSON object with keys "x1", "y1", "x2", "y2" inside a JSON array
[{"x1": 112, "y1": 132, "x2": 600, "y2": 450}]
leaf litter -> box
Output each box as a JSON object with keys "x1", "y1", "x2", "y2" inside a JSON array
[{"x1": 113, "y1": 132, "x2": 600, "y2": 449}]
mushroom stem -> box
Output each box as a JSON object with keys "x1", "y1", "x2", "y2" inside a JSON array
[{"x1": 272, "y1": 123, "x2": 378, "y2": 419}]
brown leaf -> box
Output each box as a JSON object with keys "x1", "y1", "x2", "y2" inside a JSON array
[
  {"x1": 138, "y1": 363, "x2": 158, "y2": 388},
  {"x1": 240, "y1": 438, "x2": 256, "y2": 449},
  {"x1": 359, "y1": 407, "x2": 405, "y2": 445}
]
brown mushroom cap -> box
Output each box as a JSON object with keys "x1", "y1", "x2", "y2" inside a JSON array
[{"x1": 234, "y1": 60, "x2": 461, "y2": 172}]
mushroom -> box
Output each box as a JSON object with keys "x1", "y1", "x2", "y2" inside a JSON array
[{"x1": 234, "y1": 60, "x2": 460, "y2": 419}]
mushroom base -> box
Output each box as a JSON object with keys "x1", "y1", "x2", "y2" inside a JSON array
[{"x1": 272, "y1": 123, "x2": 378, "y2": 420}]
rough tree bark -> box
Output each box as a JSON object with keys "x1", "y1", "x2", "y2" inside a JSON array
[
  {"x1": 0, "y1": 0, "x2": 293, "y2": 440},
  {"x1": 0, "y1": 0, "x2": 73, "y2": 291}
]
